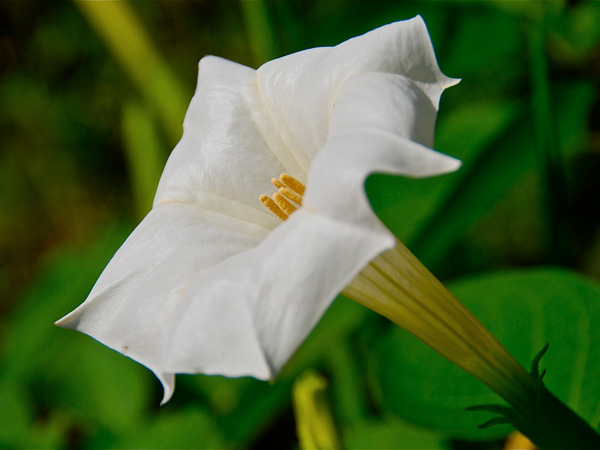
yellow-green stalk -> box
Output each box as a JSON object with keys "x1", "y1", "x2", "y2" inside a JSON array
[
  {"x1": 343, "y1": 241, "x2": 600, "y2": 449},
  {"x1": 292, "y1": 370, "x2": 341, "y2": 450}
]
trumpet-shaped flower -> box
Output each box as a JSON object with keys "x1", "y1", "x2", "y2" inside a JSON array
[{"x1": 57, "y1": 17, "x2": 529, "y2": 407}]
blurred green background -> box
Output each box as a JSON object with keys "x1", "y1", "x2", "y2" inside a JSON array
[{"x1": 1, "y1": 1, "x2": 600, "y2": 449}]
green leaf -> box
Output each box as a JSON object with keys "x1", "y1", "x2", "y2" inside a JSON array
[
  {"x1": 549, "y1": 1, "x2": 600, "y2": 63},
  {"x1": 1, "y1": 222, "x2": 132, "y2": 381},
  {"x1": 367, "y1": 100, "x2": 521, "y2": 249},
  {"x1": 442, "y1": 6, "x2": 523, "y2": 81},
  {"x1": 114, "y1": 407, "x2": 226, "y2": 449},
  {"x1": 411, "y1": 113, "x2": 537, "y2": 268},
  {"x1": 327, "y1": 337, "x2": 371, "y2": 424},
  {"x1": 344, "y1": 417, "x2": 447, "y2": 450},
  {"x1": 50, "y1": 335, "x2": 153, "y2": 434},
  {"x1": 0, "y1": 223, "x2": 152, "y2": 441},
  {"x1": 197, "y1": 298, "x2": 369, "y2": 447},
  {"x1": 486, "y1": 0, "x2": 563, "y2": 21},
  {"x1": 370, "y1": 267, "x2": 600, "y2": 439},
  {"x1": 0, "y1": 380, "x2": 32, "y2": 447}
]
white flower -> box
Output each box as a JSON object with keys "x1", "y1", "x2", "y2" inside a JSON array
[{"x1": 56, "y1": 16, "x2": 462, "y2": 404}]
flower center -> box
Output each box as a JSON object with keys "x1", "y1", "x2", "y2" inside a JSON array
[{"x1": 260, "y1": 173, "x2": 306, "y2": 221}]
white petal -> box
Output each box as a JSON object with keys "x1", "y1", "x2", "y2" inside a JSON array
[
  {"x1": 256, "y1": 16, "x2": 457, "y2": 163},
  {"x1": 303, "y1": 71, "x2": 460, "y2": 224},
  {"x1": 164, "y1": 208, "x2": 394, "y2": 377},
  {"x1": 55, "y1": 203, "x2": 269, "y2": 402},
  {"x1": 333, "y1": 72, "x2": 441, "y2": 147},
  {"x1": 56, "y1": 205, "x2": 393, "y2": 401},
  {"x1": 153, "y1": 56, "x2": 290, "y2": 230},
  {"x1": 57, "y1": 18, "x2": 460, "y2": 404}
]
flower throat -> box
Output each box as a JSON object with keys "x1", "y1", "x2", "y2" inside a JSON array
[
  {"x1": 260, "y1": 174, "x2": 306, "y2": 220},
  {"x1": 260, "y1": 172, "x2": 536, "y2": 418}
]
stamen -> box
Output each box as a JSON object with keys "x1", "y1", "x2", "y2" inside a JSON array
[
  {"x1": 279, "y1": 187, "x2": 303, "y2": 205},
  {"x1": 262, "y1": 173, "x2": 306, "y2": 220},
  {"x1": 281, "y1": 174, "x2": 305, "y2": 196},
  {"x1": 273, "y1": 192, "x2": 297, "y2": 215},
  {"x1": 260, "y1": 195, "x2": 288, "y2": 221},
  {"x1": 272, "y1": 178, "x2": 285, "y2": 190}
]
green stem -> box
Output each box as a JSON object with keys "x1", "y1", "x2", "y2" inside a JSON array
[
  {"x1": 528, "y1": 17, "x2": 569, "y2": 264},
  {"x1": 470, "y1": 346, "x2": 600, "y2": 449},
  {"x1": 517, "y1": 386, "x2": 600, "y2": 450}
]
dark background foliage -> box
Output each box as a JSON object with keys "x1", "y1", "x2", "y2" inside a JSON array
[{"x1": 1, "y1": 1, "x2": 599, "y2": 448}]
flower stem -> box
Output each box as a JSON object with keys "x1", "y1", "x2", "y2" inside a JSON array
[
  {"x1": 345, "y1": 241, "x2": 535, "y2": 414},
  {"x1": 343, "y1": 241, "x2": 600, "y2": 448},
  {"x1": 473, "y1": 393, "x2": 600, "y2": 449},
  {"x1": 511, "y1": 385, "x2": 600, "y2": 450},
  {"x1": 292, "y1": 370, "x2": 341, "y2": 450}
]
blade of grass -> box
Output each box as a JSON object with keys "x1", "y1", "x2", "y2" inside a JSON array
[
  {"x1": 239, "y1": 0, "x2": 280, "y2": 66},
  {"x1": 74, "y1": 0, "x2": 187, "y2": 146},
  {"x1": 121, "y1": 100, "x2": 167, "y2": 219},
  {"x1": 527, "y1": 16, "x2": 569, "y2": 264},
  {"x1": 410, "y1": 112, "x2": 535, "y2": 269}
]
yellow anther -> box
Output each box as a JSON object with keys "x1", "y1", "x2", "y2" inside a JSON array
[
  {"x1": 260, "y1": 195, "x2": 288, "y2": 221},
  {"x1": 281, "y1": 173, "x2": 305, "y2": 196},
  {"x1": 274, "y1": 192, "x2": 297, "y2": 215},
  {"x1": 262, "y1": 173, "x2": 306, "y2": 220},
  {"x1": 272, "y1": 178, "x2": 285, "y2": 190},
  {"x1": 279, "y1": 187, "x2": 303, "y2": 205}
]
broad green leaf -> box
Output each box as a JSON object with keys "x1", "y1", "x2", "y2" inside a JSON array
[
  {"x1": 344, "y1": 417, "x2": 447, "y2": 450},
  {"x1": 367, "y1": 100, "x2": 521, "y2": 249},
  {"x1": 442, "y1": 6, "x2": 523, "y2": 81},
  {"x1": 370, "y1": 267, "x2": 600, "y2": 439},
  {"x1": 410, "y1": 114, "x2": 535, "y2": 268},
  {"x1": 411, "y1": 82, "x2": 594, "y2": 269},
  {"x1": 370, "y1": 327, "x2": 510, "y2": 440}
]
